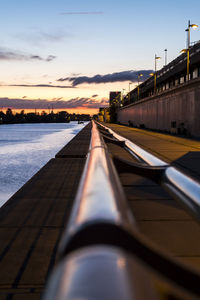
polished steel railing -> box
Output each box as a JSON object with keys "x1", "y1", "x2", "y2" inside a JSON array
[
  {"x1": 98, "y1": 121, "x2": 200, "y2": 222},
  {"x1": 43, "y1": 120, "x2": 200, "y2": 300}
]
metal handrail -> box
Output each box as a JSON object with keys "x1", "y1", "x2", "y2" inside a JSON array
[
  {"x1": 97, "y1": 121, "x2": 200, "y2": 221},
  {"x1": 43, "y1": 245, "x2": 159, "y2": 300},
  {"x1": 58, "y1": 120, "x2": 136, "y2": 256},
  {"x1": 97, "y1": 123, "x2": 169, "y2": 166},
  {"x1": 42, "y1": 120, "x2": 159, "y2": 299},
  {"x1": 43, "y1": 120, "x2": 200, "y2": 299}
]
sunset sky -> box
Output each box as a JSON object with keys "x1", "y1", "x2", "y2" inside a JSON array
[{"x1": 0, "y1": 0, "x2": 200, "y2": 114}]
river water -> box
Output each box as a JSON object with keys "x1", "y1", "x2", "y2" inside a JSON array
[{"x1": 0, "y1": 122, "x2": 87, "y2": 207}]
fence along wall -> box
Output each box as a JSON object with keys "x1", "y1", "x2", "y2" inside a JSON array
[{"x1": 117, "y1": 78, "x2": 200, "y2": 138}]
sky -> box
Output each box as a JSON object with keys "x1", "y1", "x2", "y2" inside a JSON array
[{"x1": 0, "y1": 0, "x2": 200, "y2": 115}]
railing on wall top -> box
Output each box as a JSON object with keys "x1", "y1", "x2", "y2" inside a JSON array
[
  {"x1": 43, "y1": 120, "x2": 200, "y2": 300},
  {"x1": 98, "y1": 121, "x2": 200, "y2": 222}
]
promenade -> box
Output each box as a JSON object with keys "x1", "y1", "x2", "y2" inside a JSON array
[{"x1": 1, "y1": 121, "x2": 200, "y2": 299}]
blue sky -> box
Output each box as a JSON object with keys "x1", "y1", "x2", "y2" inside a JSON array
[{"x1": 0, "y1": 0, "x2": 200, "y2": 113}]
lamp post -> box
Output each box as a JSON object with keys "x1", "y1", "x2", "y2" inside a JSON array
[
  {"x1": 128, "y1": 82, "x2": 133, "y2": 103},
  {"x1": 181, "y1": 20, "x2": 198, "y2": 81},
  {"x1": 137, "y1": 73, "x2": 143, "y2": 100},
  {"x1": 121, "y1": 88, "x2": 126, "y2": 106},
  {"x1": 149, "y1": 72, "x2": 154, "y2": 96},
  {"x1": 154, "y1": 54, "x2": 161, "y2": 93},
  {"x1": 164, "y1": 49, "x2": 167, "y2": 66}
]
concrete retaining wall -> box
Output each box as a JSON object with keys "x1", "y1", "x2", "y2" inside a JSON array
[{"x1": 118, "y1": 78, "x2": 200, "y2": 138}]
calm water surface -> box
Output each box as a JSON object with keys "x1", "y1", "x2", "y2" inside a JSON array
[{"x1": 0, "y1": 122, "x2": 87, "y2": 207}]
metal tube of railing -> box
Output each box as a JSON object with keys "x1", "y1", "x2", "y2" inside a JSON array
[
  {"x1": 43, "y1": 246, "x2": 158, "y2": 300},
  {"x1": 42, "y1": 120, "x2": 159, "y2": 300},
  {"x1": 97, "y1": 122, "x2": 167, "y2": 166},
  {"x1": 59, "y1": 120, "x2": 135, "y2": 256},
  {"x1": 162, "y1": 167, "x2": 200, "y2": 220},
  {"x1": 97, "y1": 122, "x2": 200, "y2": 221}
]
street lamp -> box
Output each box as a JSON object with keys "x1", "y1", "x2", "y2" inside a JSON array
[
  {"x1": 164, "y1": 49, "x2": 167, "y2": 66},
  {"x1": 154, "y1": 54, "x2": 161, "y2": 93},
  {"x1": 121, "y1": 88, "x2": 126, "y2": 106},
  {"x1": 186, "y1": 20, "x2": 198, "y2": 49},
  {"x1": 181, "y1": 20, "x2": 198, "y2": 81},
  {"x1": 137, "y1": 73, "x2": 143, "y2": 100},
  {"x1": 128, "y1": 82, "x2": 134, "y2": 103},
  {"x1": 149, "y1": 72, "x2": 154, "y2": 96}
]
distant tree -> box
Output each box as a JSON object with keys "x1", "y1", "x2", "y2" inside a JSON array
[
  {"x1": 57, "y1": 111, "x2": 70, "y2": 122},
  {"x1": 0, "y1": 111, "x2": 4, "y2": 124},
  {"x1": 5, "y1": 108, "x2": 15, "y2": 123},
  {"x1": 26, "y1": 113, "x2": 40, "y2": 123},
  {"x1": 6, "y1": 108, "x2": 13, "y2": 116},
  {"x1": 41, "y1": 110, "x2": 47, "y2": 116}
]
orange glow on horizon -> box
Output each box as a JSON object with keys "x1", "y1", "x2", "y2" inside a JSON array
[{"x1": 1, "y1": 106, "x2": 100, "y2": 116}]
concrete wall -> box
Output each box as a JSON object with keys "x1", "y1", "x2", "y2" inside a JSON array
[{"x1": 118, "y1": 78, "x2": 200, "y2": 138}]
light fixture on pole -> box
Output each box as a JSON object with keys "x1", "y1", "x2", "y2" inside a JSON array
[
  {"x1": 181, "y1": 20, "x2": 198, "y2": 81},
  {"x1": 128, "y1": 82, "x2": 133, "y2": 103},
  {"x1": 164, "y1": 49, "x2": 167, "y2": 66},
  {"x1": 154, "y1": 54, "x2": 161, "y2": 93},
  {"x1": 137, "y1": 73, "x2": 143, "y2": 100},
  {"x1": 186, "y1": 20, "x2": 198, "y2": 49}
]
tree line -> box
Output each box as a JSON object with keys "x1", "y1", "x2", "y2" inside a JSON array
[{"x1": 0, "y1": 109, "x2": 91, "y2": 124}]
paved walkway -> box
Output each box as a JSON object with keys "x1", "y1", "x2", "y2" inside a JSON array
[{"x1": 103, "y1": 123, "x2": 200, "y2": 272}]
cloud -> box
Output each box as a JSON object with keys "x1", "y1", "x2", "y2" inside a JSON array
[
  {"x1": 32, "y1": 31, "x2": 67, "y2": 42},
  {"x1": 92, "y1": 94, "x2": 98, "y2": 98},
  {"x1": 70, "y1": 73, "x2": 81, "y2": 76},
  {"x1": 0, "y1": 49, "x2": 56, "y2": 62},
  {"x1": 57, "y1": 70, "x2": 153, "y2": 86},
  {"x1": 61, "y1": 11, "x2": 104, "y2": 15},
  {"x1": 46, "y1": 55, "x2": 56, "y2": 62},
  {"x1": 29, "y1": 55, "x2": 56, "y2": 61},
  {"x1": 15, "y1": 30, "x2": 69, "y2": 45},
  {"x1": 1, "y1": 83, "x2": 74, "y2": 89},
  {"x1": 64, "y1": 97, "x2": 108, "y2": 108},
  {"x1": 52, "y1": 97, "x2": 63, "y2": 101},
  {"x1": 0, "y1": 97, "x2": 109, "y2": 110}
]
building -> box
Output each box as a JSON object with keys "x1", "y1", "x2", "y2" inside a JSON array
[
  {"x1": 109, "y1": 91, "x2": 121, "y2": 106},
  {"x1": 123, "y1": 41, "x2": 200, "y2": 105}
]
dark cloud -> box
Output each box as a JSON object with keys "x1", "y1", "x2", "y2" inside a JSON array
[
  {"x1": 57, "y1": 70, "x2": 153, "y2": 86},
  {"x1": 64, "y1": 97, "x2": 108, "y2": 108},
  {"x1": 46, "y1": 55, "x2": 56, "y2": 62},
  {"x1": 0, "y1": 97, "x2": 108, "y2": 109},
  {"x1": 61, "y1": 11, "x2": 104, "y2": 15},
  {"x1": 1, "y1": 84, "x2": 74, "y2": 89},
  {"x1": 0, "y1": 49, "x2": 56, "y2": 62},
  {"x1": 51, "y1": 97, "x2": 63, "y2": 101},
  {"x1": 92, "y1": 94, "x2": 98, "y2": 97},
  {"x1": 30, "y1": 55, "x2": 56, "y2": 62}
]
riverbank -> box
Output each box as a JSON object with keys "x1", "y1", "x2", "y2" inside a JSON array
[{"x1": 0, "y1": 122, "x2": 92, "y2": 299}]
